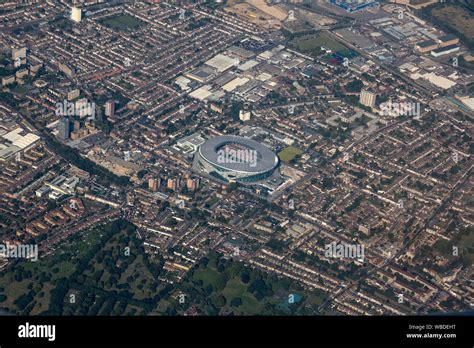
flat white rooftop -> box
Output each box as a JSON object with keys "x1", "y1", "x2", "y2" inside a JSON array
[{"x1": 205, "y1": 54, "x2": 239, "y2": 73}]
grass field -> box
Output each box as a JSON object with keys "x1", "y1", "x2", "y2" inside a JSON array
[
  {"x1": 99, "y1": 14, "x2": 144, "y2": 31},
  {"x1": 208, "y1": 195, "x2": 220, "y2": 206},
  {"x1": 457, "y1": 228, "x2": 474, "y2": 266},
  {"x1": 0, "y1": 220, "x2": 159, "y2": 315},
  {"x1": 434, "y1": 227, "x2": 473, "y2": 267},
  {"x1": 278, "y1": 146, "x2": 303, "y2": 163},
  {"x1": 220, "y1": 278, "x2": 263, "y2": 314},
  {"x1": 193, "y1": 266, "x2": 226, "y2": 289},
  {"x1": 13, "y1": 85, "x2": 28, "y2": 95},
  {"x1": 291, "y1": 32, "x2": 348, "y2": 56},
  {"x1": 410, "y1": 0, "x2": 433, "y2": 4},
  {"x1": 222, "y1": 278, "x2": 247, "y2": 299}
]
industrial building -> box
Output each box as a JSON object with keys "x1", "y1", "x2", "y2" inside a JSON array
[
  {"x1": 0, "y1": 127, "x2": 40, "y2": 161},
  {"x1": 431, "y1": 45, "x2": 460, "y2": 58}
]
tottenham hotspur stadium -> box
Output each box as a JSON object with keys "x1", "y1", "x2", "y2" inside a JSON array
[{"x1": 193, "y1": 135, "x2": 280, "y2": 184}]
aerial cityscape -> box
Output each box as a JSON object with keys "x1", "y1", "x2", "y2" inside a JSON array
[{"x1": 0, "y1": 0, "x2": 472, "y2": 331}]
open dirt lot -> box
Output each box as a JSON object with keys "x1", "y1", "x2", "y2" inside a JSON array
[
  {"x1": 246, "y1": 0, "x2": 288, "y2": 21},
  {"x1": 225, "y1": 1, "x2": 284, "y2": 30}
]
